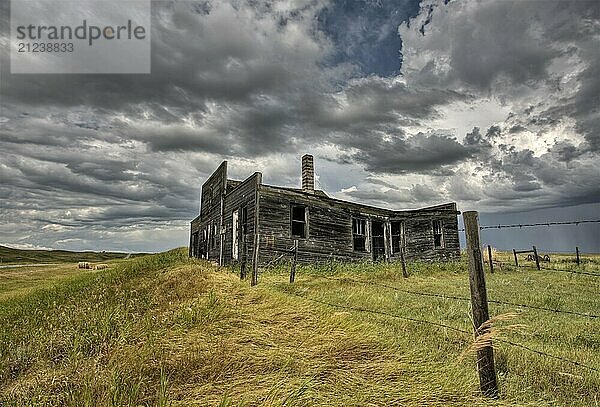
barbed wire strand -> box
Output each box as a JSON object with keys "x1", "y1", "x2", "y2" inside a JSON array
[
  {"x1": 261, "y1": 244, "x2": 297, "y2": 268},
  {"x1": 288, "y1": 291, "x2": 599, "y2": 373},
  {"x1": 503, "y1": 263, "x2": 600, "y2": 277},
  {"x1": 484, "y1": 219, "x2": 599, "y2": 229},
  {"x1": 458, "y1": 219, "x2": 600, "y2": 232},
  {"x1": 493, "y1": 338, "x2": 600, "y2": 373},
  {"x1": 539, "y1": 264, "x2": 600, "y2": 276},
  {"x1": 313, "y1": 274, "x2": 600, "y2": 319},
  {"x1": 288, "y1": 290, "x2": 471, "y2": 335}
]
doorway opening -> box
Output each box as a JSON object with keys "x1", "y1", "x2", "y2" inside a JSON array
[{"x1": 371, "y1": 220, "x2": 385, "y2": 261}]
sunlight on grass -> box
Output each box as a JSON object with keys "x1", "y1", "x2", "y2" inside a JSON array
[{"x1": 0, "y1": 249, "x2": 598, "y2": 406}]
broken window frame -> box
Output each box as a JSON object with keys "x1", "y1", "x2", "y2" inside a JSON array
[
  {"x1": 432, "y1": 220, "x2": 444, "y2": 249},
  {"x1": 391, "y1": 221, "x2": 405, "y2": 253},
  {"x1": 352, "y1": 217, "x2": 367, "y2": 252},
  {"x1": 290, "y1": 204, "x2": 307, "y2": 238}
]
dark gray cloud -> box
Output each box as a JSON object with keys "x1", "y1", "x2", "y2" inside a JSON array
[
  {"x1": 401, "y1": 1, "x2": 594, "y2": 90},
  {"x1": 0, "y1": 0, "x2": 598, "y2": 252},
  {"x1": 348, "y1": 132, "x2": 478, "y2": 173}
]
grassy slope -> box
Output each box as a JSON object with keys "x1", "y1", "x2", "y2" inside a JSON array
[
  {"x1": 0, "y1": 249, "x2": 598, "y2": 406},
  {"x1": 0, "y1": 245, "x2": 136, "y2": 264}
]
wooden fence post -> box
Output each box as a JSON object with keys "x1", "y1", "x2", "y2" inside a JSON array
[
  {"x1": 251, "y1": 234, "x2": 259, "y2": 286},
  {"x1": 532, "y1": 246, "x2": 540, "y2": 270},
  {"x1": 290, "y1": 240, "x2": 298, "y2": 283},
  {"x1": 463, "y1": 211, "x2": 498, "y2": 398},
  {"x1": 240, "y1": 235, "x2": 247, "y2": 280},
  {"x1": 487, "y1": 245, "x2": 494, "y2": 273},
  {"x1": 251, "y1": 173, "x2": 262, "y2": 287},
  {"x1": 513, "y1": 249, "x2": 519, "y2": 267},
  {"x1": 576, "y1": 246, "x2": 580, "y2": 266},
  {"x1": 400, "y1": 247, "x2": 408, "y2": 278}
]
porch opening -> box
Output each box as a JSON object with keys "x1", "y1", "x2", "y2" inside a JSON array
[{"x1": 371, "y1": 220, "x2": 385, "y2": 261}]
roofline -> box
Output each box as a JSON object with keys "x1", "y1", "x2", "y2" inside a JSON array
[
  {"x1": 261, "y1": 184, "x2": 459, "y2": 215},
  {"x1": 192, "y1": 160, "x2": 459, "y2": 224},
  {"x1": 201, "y1": 161, "x2": 227, "y2": 190},
  {"x1": 224, "y1": 171, "x2": 262, "y2": 195}
]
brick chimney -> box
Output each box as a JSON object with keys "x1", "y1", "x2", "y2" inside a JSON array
[{"x1": 301, "y1": 154, "x2": 314, "y2": 194}]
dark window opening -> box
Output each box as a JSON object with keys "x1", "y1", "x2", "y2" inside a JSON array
[
  {"x1": 352, "y1": 218, "x2": 366, "y2": 252},
  {"x1": 391, "y1": 221, "x2": 405, "y2": 253},
  {"x1": 433, "y1": 220, "x2": 444, "y2": 248},
  {"x1": 371, "y1": 220, "x2": 385, "y2": 261},
  {"x1": 291, "y1": 205, "x2": 307, "y2": 238}
]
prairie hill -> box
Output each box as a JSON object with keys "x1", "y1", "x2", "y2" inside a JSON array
[
  {"x1": 0, "y1": 244, "x2": 139, "y2": 264},
  {"x1": 0, "y1": 249, "x2": 598, "y2": 406}
]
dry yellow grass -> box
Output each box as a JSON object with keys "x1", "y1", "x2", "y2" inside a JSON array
[{"x1": 0, "y1": 249, "x2": 598, "y2": 406}]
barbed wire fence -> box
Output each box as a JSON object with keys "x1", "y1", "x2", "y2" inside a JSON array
[
  {"x1": 458, "y1": 218, "x2": 600, "y2": 278},
  {"x1": 314, "y1": 274, "x2": 600, "y2": 319},
  {"x1": 288, "y1": 290, "x2": 600, "y2": 373},
  {"x1": 250, "y1": 213, "x2": 599, "y2": 397},
  {"x1": 458, "y1": 218, "x2": 600, "y2": 232}
]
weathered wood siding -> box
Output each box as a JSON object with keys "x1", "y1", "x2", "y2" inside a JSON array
[
  {"x1": 222, "y1": 173, "x2": 260, "y2": 264},
  {"x1": 257, "y1": 186, "x2": 460, "y2": 265},
  {"x1": 191, "y1": 161, "x2": 227, "y2": 261},
  {"x1": 390, "y1": 203, "x2": 460, "y2": 262},
  {"x1": 258, "y1": 186, "x2": 385, "y2": 263},
  {"x1": 190, "y1": 215, "x2": 201, "y2": 257}
]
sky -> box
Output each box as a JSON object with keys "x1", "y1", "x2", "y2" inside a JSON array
[{"x1": 0, "y1": 0, "x2": 599, "y2": 253}]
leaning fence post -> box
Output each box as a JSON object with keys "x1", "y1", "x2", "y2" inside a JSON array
[
  {"x1": 251, "y1": 173, "x2": 261, "y2": 286},
  {"x1": 240, "y1": 235, "x2": 247, "y2": 280},
  {"x1": 400, "y1": 247, "x2": 408, "y2": 278},
  {"x1": 487, "y1": 245, "x2": 494, "y2": 273},
  {"x1": 576, "y1": 246, "x2": 580, "y2": 266},
  {"x1": 532, "y1": 246, "x2": 540, "y2": 270},
  {"x1": 251, "y1": 233, "x2": 259, "y2": 286},
  {"x1": 464, "y1": 211, "x2": 498, "y2": 398},
  {"x1": 513, "y1": 249, "x2": 519, "y2": 267},
  {"x1": 290, "y1": 240, "x2": 298, "y2": 283}
]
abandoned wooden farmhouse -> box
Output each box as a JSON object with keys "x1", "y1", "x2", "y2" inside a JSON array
[{"x1": 190, "y1": 155, "x2": 460, "y2": 265}]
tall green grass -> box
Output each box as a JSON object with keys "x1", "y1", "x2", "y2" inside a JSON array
[{"x1": 0, "y1": 249, "x2": 598, "y2": 406}]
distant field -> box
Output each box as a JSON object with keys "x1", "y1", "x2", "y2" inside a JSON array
[
  {"x1": 0, "y1": 263, "x2": 87, "y2": 301},
  {"x1": 0, "y1": 249, "x2": 598, "y2": 406},
  {"x1": 0, "y1": 244, "x2": 139, "y2": 264}
]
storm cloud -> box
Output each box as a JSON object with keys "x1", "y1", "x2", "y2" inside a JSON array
[{"x1": 0, "y1": 0, "x2": 598, "y2": 252}]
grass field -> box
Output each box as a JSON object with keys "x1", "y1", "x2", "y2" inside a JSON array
[
  {"x1": 0, "y1": 245, "x2": 137, "y2": 265},
  {"x1": 0, "y1": 249, "x2": 598, "y2": 406}
]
